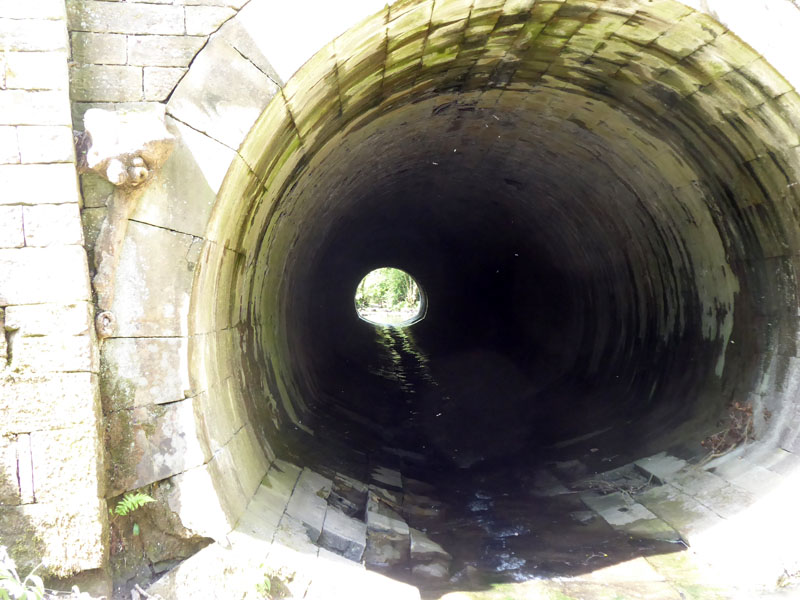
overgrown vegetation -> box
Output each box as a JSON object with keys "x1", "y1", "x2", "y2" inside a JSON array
[
  {"x1": 110, "y1": 492, "x2": 155, "y2": 538},
  {"x1": 0, "y1": 547, "x2": 44, "y2": 600},
  {"x1": 355, "y1": 267, "x2": 422, "y2": 324},
  {"x1": 254, "y1": 566, "x2": 293, "y2": 599}
]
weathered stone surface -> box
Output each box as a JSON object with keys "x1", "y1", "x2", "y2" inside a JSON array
[
  {"x1": 0, "y1": 0, "x2": 66, "y2": 19},
  {"x1": 66, "y1": 1, "x2": 184, "y2": 35},
  {"x1": 411, "y1": 561, "x2": 449, "y2": 580},
  {"x1": 409, "y1": 527, "x2": 451, "y2": 563},
  {"x1": 0, "y1": 372, "x2": 100, "y2": 432},
  {"x1": 636, "y1": 484, "x2": 724, "y2": 544},
  {"x1": 5, "y1": 51, "x2": 69, "y2": 90},
  {"x1": 127, "y1": 35, "x2": 206, "y2": 67},
  {"x1": 0, "y1": 18, "x2": 68, "y2": 51},
  {"x1": 0, "y1": 247, "x2": 90, "y2": 304},
  {"x1": 106, "y1": 399, "x2": 206, "y2": 495},
  {"x1": 23, "y1": 204, "x2": 83, "y2": 246},
  {"x1": 0, "y1": 500, "x2": 107, "y2": 577},
  {"x1": 319, "y1": 506, "x2": 367, "y2": 561},
  {"x1": 109, "y1": 220, "x2": 196, "y2": 337},
  {"x1": 0, "y1": 206, "x2": 24, "y2": 248},
  {"x1": 0, "y1": 90, "x2": 71, "y2": 126},
  {"x1": 184, "y1": 5, "x2": 236, "y2": 36},
  {"x1": 0, "y1": 163, "x2": 80, "y2": 205},
  {"x1": 17, "y1": 126, "x2": 75, "y2": 163},
  {"x1": 635, "y1": 453, "x2": 689, "y2": 484},
  {"x1": 167, "y1": 464, "x2": 235, "y2": 540},
  {"x1": 4, "y1": 302, "x2": 92, "y2": 337},
  {"x1": 100, "y1": 337, "x2": 189, "y2": 410},
  {"x1": 581, "y1": 491, "x2": 682, "y2": 543},
  {"x1": 12, "y1": 334, "x2": 97, "y2": 373},
  {"x1": 71, "y1": 32, "x2": 127, "y2": 65},
  {"x1": 372, "y1": 465, "x2": 403, "y2": 490},
  {"x1": 285, "y1": 468, "x2": 332, "y2": 543},
  {"x1": 30, "y1": 425, "x2": 102, "y2": 504},
  {"x1": 167, "y1": 37, "x2": 279, "y2": 149},
  {"x1": 144, "y1": 66, "x2": 187, "y2": 101},
  {"x1": 0, "y1": 127, "x2": 19, "y2": 164},
  {"x1": 70, "y1": 64, "x2": 143, "y2": 103}
]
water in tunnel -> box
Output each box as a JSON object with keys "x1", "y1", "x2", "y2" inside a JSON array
[{"x1": 185, "y1": 0, "x2": 800, "y2": 597}]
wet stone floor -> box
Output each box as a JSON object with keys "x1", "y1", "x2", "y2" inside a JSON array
[{"x1": 288, "y1": 327, "x2": 799, "y2": 600}]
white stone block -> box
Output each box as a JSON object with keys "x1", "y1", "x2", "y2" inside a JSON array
[
  {"x1": 0, "y1": 206, "x2": 24, "y2": 248},
  {"x1": 144, "y1": 66, "x2": 186, "y2": 101},
  {"x1": 0, "y1": 246, "x2": 91, "y2": 304},
  {"x1": 0, "y1": 90, "x2": 72, "y2": 126},
  {"x1": 17, "y1": 126, "x2": 75, "y2": 163},
  {"x1": 23, "y1": 204, "x2": 84, "y2": 246},
  {"x1": 0, "y1": 164, "x2": 80, "y2": 205},
  {"x1": 185, "y1": 6, "x2": 236, "y2": 36},
  {"x1": 5, "y1": 51, "x2": 69, "y2": 90},
  {"x1": 0, "y1": 127, "x2": 20, "y2": 164}
]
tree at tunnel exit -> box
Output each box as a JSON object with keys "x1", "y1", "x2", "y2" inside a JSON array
[{"x1": 355, "y1": 267, "x2": 421, "y2": 324}]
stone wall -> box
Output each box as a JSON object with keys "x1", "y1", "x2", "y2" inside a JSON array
[{"x1": 0, "y1": 0, "x2": 106, "y2": 580}]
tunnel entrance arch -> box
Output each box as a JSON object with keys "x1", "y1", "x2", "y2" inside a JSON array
[{"x1": 132, "y1": 0, "x2": 800, "y2": 594}]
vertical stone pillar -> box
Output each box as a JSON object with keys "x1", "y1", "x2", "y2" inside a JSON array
[{"x1": 0, "y1": 0, "x2": 108, "y2": 583}]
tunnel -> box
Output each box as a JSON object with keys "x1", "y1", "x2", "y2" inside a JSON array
[{"x1": 182, "y1": 0, "x2": 800, "y2": 595}]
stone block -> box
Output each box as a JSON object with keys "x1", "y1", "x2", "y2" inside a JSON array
[
  {"x1": 0, "y1": 434, "x2": 32, "y2": 505},
  {"x1": 0, "y1": 246, "x2": 90, "y2": 304},
  {"x1": 71, "y1": 32, "x2": 127, "y2": 65},
  {"x1": 144, "y1": 67, "x2": 186, "y2": 101},
  {"x1": 70, "y1": 64, "x2": 143, "y2": 102},
  {"x1": 0, "y1": 205, "x2": 24, "y2": 248},
  {"x1": 0, "y1": 0, "x2": 66, "y2": 19},
  {"x1": 110, "y1": 220, "x2": 196, "y2": 337},
  {"x1": 636, "y1": 484, "x2": 724, "y2": 544},
  {"x1": 581, "y1": 491, "x2": 681, "y2": 543},
  {"x1": 100, "y1": 337, "x2": 189, "y2": 410},
  {"x1": 66, "y1": 1, "x2": 184, "y2": 35},
  {"x1": 23, "y1": 204, "x2": 83, "y2": 246},
  {"x1": 0, "y1": 372, "x2": 100, "y2": 432},
  {"x1": 285, "y1": 469, "x2": 332, "y2": 543},
  {"x1": 168, "y1": 37, "x2": 279, "y2": 149},
  {"x1": 167, "y1": 464, "x2": 235, "y2": 540},
  {"x1": 0, "y1": 500, "x2": 107, "y2": 577},
  {"x1": 634, "y1": 452, "x2": 688, "y2": 484},
  {"x1": 226, "y1": 424, "x2": 270, "y2": 499},
  {"x1": 319, "y1": 506, "x2": 367, "y2": 561},
  {"x1": 79, "y1": 172, "x2": 114, "y2": 208},
  {"x1": 0, "y1": 127, "x2": 19, "y2": 164},
  {"x1": 0, "y1": 18, "x2": 68, "y2": 51},
  {"x1": 105, "y1": 399, "x2": 206, "y2": 495},
  {"x1": 4, "y1": 302, "x2": 92, "y2": 336},
  {"x1": 409, "y1": 527, "x2": 451, "y2": 563},
  {"x1": 5, "y1": 51, "x2": 69, "y2": 90},
  {"x1": 30, "y1": 425, "x2": 102, "y2": 504},
  {"x1": 17, "y1": 126, "x2": 75, "y2": 163},
  {"x1": 0, "y1": 90, "x2": 72, "y2": 126},
  {"x1": 372, "y1": 465, "x2": 403, "y2": 490},
  {"x1": 128, "y1": 35, "x2": 206, "y2": 67},
  {"x1": 12, "y1": 334, "x2": 97, "y2": 373},
  {"x1": 185, "y1": 5, "x2": 236, "y2": 36},
  {"x1": 0, "y1": 163, "x2": 80, "y2": 205}
]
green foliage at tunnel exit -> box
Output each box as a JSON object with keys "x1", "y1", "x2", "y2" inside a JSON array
[{"x1": 355, "y1": 267, "x2": 422, "y2": 325}]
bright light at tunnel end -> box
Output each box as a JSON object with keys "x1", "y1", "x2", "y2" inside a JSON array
[{"x1": 354, "y1": 267, "x2": 426, "y2": 326}]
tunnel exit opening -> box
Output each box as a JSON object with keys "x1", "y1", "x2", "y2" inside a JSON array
[{"x1": 355, "y1": 267, "x2": 426, "y2": 326}]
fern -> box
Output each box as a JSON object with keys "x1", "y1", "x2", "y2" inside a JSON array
[{"x1": 114, "y1": 492, "x2": 155, "y2": 517}]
